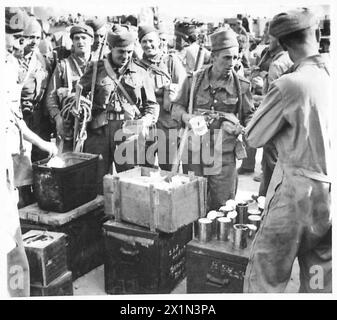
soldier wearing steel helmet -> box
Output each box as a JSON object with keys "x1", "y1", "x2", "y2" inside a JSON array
[{"x1": 244, "y1": 8, "x2": 331, "y2": 293}]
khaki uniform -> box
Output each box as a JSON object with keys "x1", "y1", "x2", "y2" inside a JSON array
[
  {"x1": 2, "y1": 52, "x2": 30, "y2": 297},
  {"x1": 46, "y1": 53, "x2": 91, "y2": 150},
  {"x1": 79, "y1": 55, "x2": 159, "y2": 178},
  {"x1": 244, "y1": 55, "x2": 331, "y2": 292},
  {"x1": 138, "y1": 52, "x2": 186, "y2": 170},
  {"x1": 172, "y1": 66, "x2": 254, "y2": 209},
  {"x1": 19, "y1": 50, "x2": 51, "y2": 162},
  {"x1": 259, "y1": 50, "x2": 293, "y2": 196}
]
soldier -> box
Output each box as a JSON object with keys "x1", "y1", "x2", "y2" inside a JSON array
[
  {"x1": 85, "y1": 18, "x2": 110, "y2": 61},
  {"x1": 79, "y1": 26, "x2": 159, "y2": 186},
  {"x1": 171, "y1": 29, "x2": 254, "y2": 210},
  {"x1": 3, "y1": 8, "x2": 57, "y2": 297},
  {"x1": 254, "y1": 31, "x2": 293, "y2": 196},
  {"x1": 244, "y1": 8, "x2": 331, "y2": 292},
  {"x1": 46, "y1": 24, "x2": 94, "y2": 151},
  {"x1": 136, "y1": 25, "x2": 186, "y2": 170},
  {"x1": 19, "y1": 16, "x2": 52, "y2": 162},
  {"x1": 183, "y1": 27, "x2": 211, "y2": 74}
]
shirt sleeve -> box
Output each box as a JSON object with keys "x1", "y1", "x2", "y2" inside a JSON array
[
  {"x1": 245, "y1": 84, "x2": 287, "y2": 148},
  {"x1": 171, "y1": 76, "x2": 191, "y2": 124},
  {"x1": 241, "y1": 84, "x2": 255, "y2": 127},
  {"x1": 45, "y1": 62, "x2": 64, "y2": 119},
  {"x1": 140, "y1": 70, "x2": 160, "y2": 125}
]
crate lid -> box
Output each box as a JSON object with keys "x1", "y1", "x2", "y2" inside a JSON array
[{"x1": 19, "y1": 195, "x2": 104, "y2": 226}]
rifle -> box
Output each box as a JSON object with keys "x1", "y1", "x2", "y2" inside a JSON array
[
  {"x1": 195, "y1": 108, "x2": 247, "y2": 160},
  {"x1": 73, "y1": 84, "x2": 83, "y2": 150}
]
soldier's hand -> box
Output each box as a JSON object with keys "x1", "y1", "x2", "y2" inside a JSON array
[
  {"x1": 182, "y1": 113, "x2": 195, "y2": 128},
  {"x1": 41, "y1": 141, "x2": 58, "y2": 157},
  {"x1": 221, "y1": 121, "x2": 244, "y2": 136}
]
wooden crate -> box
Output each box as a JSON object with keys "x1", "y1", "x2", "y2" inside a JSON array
[
  {"x1": 30, "y1": 271, "x2": 73, "y2": 296},
  {"x1": 23, "y1": 230, "x2": 68, "y2": 286},
  {"x1": 186, "y1": 239, "x2": 252, "y2": 293},
  {"x1": 103, "y1": 220, "x2": 193, "y2": 294},
  {"x1": 20, "y1": 196, "x2": 108, "y2": 280},
  {"x1": 104, "y1": 167, "x2": 207, "y2": 233}
]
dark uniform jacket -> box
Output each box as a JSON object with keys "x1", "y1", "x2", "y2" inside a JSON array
[{"x1": 79, "y1": 54, "x2": 159, "y2": 129}]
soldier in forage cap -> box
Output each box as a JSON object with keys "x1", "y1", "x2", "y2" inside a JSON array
[
  {"x1": 244, "y1": 8, "x2": 331, "y2": 293},
  {"x1": 171, "y1": 28, "x2": 254, "y2": 210},
  {"x1": 85, "y1": 17, "x2": 110, "y2": 60},
  {"x1": 136, "y1": 25, "x2": 186, "y2": 170},
  {"x1": 46, "y1": 24, "x2": 94, "y2": 152},
  {"x1": 78, "y1": 25, "x2": 159, "y2": 192}
]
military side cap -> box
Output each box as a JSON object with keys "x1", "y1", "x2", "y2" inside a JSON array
[
  {"x1": 107, "y1": 26, "x2": 136, "y2": 47},
  {"x1": 138, "y1": 25, "x2": 157, "y2": 41},
  {"x1": 70, "y1": 24, "x2": 94, "y2": 39},
  {"x1": 210, "y1": 29, "x2": 239, "y2": 51},
  {"x1": 85, "y1": 18, "x2": 106, "y2": 32},
  {"x1": 269, "y1": 8, "x2": 318, "y2": 38},
  {"x1": 6, "y1": 7, "x2": 25, "y2": 34}
]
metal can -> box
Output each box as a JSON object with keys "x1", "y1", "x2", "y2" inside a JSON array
[
  {"x1": 247, "y1": 214, "x2": 262, "y2": 230},
  {"x1": 236, "y1": 201, "x2": 249, "y2": 224},
  {"x1": 197, "y1": 218, "x2": 213, "y2": 243},
  {"x1": 233, "y1": 224, "x2": 249, "y2": 249},
  {"x1": 217, "y1": 217, "x2": 231, "y2": 241}
]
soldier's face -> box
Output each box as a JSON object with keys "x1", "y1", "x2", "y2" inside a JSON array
[
  {"x1": 73, "y1": 33, "x2": 94, "y2": 55},
  {"x1": 140, "y1": 32, "x2": 160, "y2": 58},
  {"x1": 110, "y1": 44, "x2": 134, "y2": 67},
  {"x1": 24, "y1": 32, "x2": 41, "y2": 53},
  {"x1": 213, "y1": 47, "x2": 239, "y2": 76},
  {"x1": 93, "y1": 26, "x2": 106, "y2": 52},
  {"x1": 6, "y1": 32, "x2": 25, "y2": 52}
]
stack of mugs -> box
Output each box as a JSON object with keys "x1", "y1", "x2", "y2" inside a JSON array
[{"x1": 196, "y1": 197, "x2": 266, "y2": 249}]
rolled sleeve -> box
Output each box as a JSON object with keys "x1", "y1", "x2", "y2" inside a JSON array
[{"x1": 245, "y1": 84, "x2": 286, "y2": 148}]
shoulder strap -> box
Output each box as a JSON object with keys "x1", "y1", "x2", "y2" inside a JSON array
[
  {"x1": 138, "y1": 57, "x2": 171, "y2": 80},
  {"x1": 64, "y1": 58, "x2": 73, "y2": 91},
  {"x1": 192, "y1": 68, "x2": 206, "y2": 109},
  {"x1": 103, "y1": 59, "x2": 141, "y2": 116}
]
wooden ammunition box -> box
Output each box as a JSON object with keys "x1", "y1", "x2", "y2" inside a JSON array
[
  {"x1": 103, "y1": 220, "x2": 193, "y2": 294},
  {"x1": 186, "y1": 239, "x2": 252, "y2": 293},
  {"x1": 23, "y1": 230, "x2": 67, "y2": 286},
  {"x1": 104, "y1": 167, "x2": 207, "y2": 233},
  {"x1": 20, "y1": 196, "x2": 107, "y2": 280},
  {"x1": 30, "y1": 271, "x2": 73, "y2": 296}
]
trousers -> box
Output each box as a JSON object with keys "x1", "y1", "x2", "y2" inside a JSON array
[{"x1": 244, "y1": 164, "x2": 331, "y2": 293}]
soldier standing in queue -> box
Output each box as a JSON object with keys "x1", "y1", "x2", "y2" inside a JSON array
[
  {"x1": 46, "y1": 24, "x2": 94, "y2": 152},
  {"x1": 136, "y1": 25, "x2": 187, "y2": 170},
  {"x1": 171, "y1": 29, "x2": 254, "y2": 210},
  {"x1": 79, "y1": 26, "x2": 159, "y2": 190},
  {"x1": 85, "y1": 18, "x2": 110, "y2": 61},
  {"x1": 19, "y1": 16, "x2": 52, "y2": 162},
  {"x1": 244, "y1": 8, "x2": 331, "y2": 293}
]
